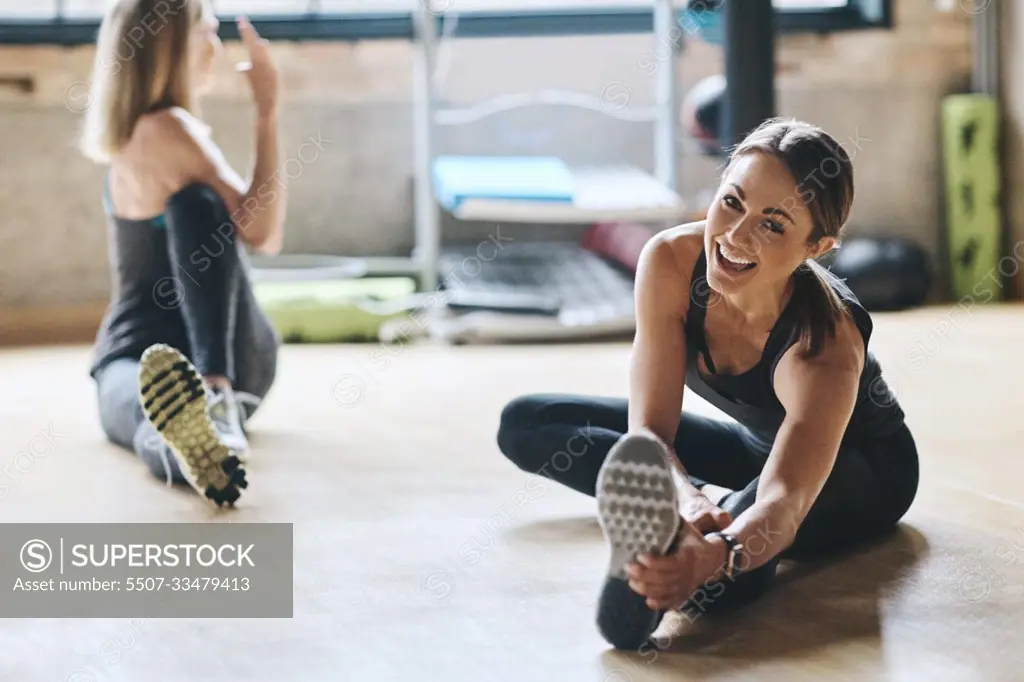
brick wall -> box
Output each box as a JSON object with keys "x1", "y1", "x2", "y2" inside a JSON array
[{"x1": 0, "y1": 0, "x2": 973, "y2": 308}]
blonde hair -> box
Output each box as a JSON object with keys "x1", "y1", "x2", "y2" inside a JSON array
[{"x1": 79, "y1": 0, "x2": 211, "y2": 163}]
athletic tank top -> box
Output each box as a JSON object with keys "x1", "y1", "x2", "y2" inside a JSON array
[
  {"x1": 89, "y1": 210, "x2": 192, "y2": 378},
  {"x1": 683, "y1": 248, "x2": 905, "y2": 452}
]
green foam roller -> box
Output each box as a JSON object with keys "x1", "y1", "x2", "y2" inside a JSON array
[
  {"x1": 254, "y1": 277, "x2": 417, "y2": 343},
  {"x1": 941, "y1": 94, "x2": 1003, "y2": 301}
]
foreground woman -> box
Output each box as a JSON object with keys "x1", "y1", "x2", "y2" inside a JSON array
[
  {"x1": 83, "y1": 0, "x2": 286, "y2": 506},
  {"x1": 497, "y1": 118, "x2": 918, "y2": 648}
]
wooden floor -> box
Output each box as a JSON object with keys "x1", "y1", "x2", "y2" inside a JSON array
[{"x1": 1, "y1": 304, "x2": 1022, "y2": 682}]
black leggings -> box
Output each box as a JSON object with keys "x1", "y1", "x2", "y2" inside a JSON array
[
  {"x1": 163, "y1": 183, "x2": 271, "y2": 381},
  {"x1": 496, "y1": 393, "x2": 919, "y2": 613}
]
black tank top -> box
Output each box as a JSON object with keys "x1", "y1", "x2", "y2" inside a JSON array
[
  {"x1": 683, "y1": 248, "x2": 905, "y2": 452},
  {"x1": 89, "y1": 212, "x2": 192, "y2": 378}
]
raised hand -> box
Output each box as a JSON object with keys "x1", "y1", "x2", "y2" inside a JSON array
[{"x1": 236, "y1": 16, "x2": 279, "y2": 119}]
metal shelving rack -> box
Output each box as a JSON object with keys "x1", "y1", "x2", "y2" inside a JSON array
[{"x1": 372, "y1": 0, "x2": 689, "y2": 291}]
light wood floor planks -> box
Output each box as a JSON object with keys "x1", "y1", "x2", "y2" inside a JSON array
[{"x1": 0, "y1": 303, "x2": 1021, "y2": 682}]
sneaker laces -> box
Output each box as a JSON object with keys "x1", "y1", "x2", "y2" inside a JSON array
[
  {"x1": 142, "y1": 431, "x2": 175, "y2": 489},
  {"x1": 234, "y1": 391, "x2": 262, "y2": 422},
  {"x1": 207, "y1": 387, "x2": 259, "y2": 452},
  {"x1": 206, "y1": 387, "x2": 234, "y2": 430}
]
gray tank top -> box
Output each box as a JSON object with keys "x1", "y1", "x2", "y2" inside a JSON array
[
  {"x1": 89, "y1": 210, "x2": 192, "y2": 378},
  {"x1": 683, "y1": 248, "x2": 905, "y2": 451}
]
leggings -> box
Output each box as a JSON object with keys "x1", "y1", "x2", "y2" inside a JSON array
[
  {"x1": 95, "y1": 184, "x2": 279, "y2": 483},
  {"x1": 496, "y1": 393, "x2": 919, "y2": 613}
]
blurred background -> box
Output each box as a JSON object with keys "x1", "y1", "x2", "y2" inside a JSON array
[{"x1": 0, "y1": 0, "x2": 1020, "y2": 345}]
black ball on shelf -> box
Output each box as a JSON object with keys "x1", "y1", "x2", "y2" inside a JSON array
[{"x1": 819, "y1": 236, "x2": 933, "y2": 311}]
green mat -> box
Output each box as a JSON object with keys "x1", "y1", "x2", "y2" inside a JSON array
[
  {"x1": 941, "y1": 94, "x2": 1003, "y2": 302},
  {"x1": 254, "y1": 277, "x2": 417, "y2": 343}
]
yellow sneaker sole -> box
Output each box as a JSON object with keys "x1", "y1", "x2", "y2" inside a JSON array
[{"x1": 138, "y1": 344, "x2": 248, "y2": 507}]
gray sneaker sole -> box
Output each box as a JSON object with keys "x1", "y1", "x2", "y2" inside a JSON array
[
  {"x1": 138, "y1": 344, "x2": 248, "y2": 507},
  {"x1": 595, "y1": 431, "x2": 681, "y2": 650}
]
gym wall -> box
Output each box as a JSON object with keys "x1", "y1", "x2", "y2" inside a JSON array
[{"x1": 0, "y1": 0, "x2": 972, "y2": 318}]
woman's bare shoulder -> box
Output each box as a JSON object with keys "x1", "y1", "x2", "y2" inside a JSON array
[
  {"x1": 133, "y1": 107, "x2": 211, "y2": 143},
  {"x1": 125, "y1": 107, "x2": 236, "y2": 198},
  {"x1": 130, "y1": 108, "x2": 216, "y2": 164},
  {"x1": 642, "y1": 221, "x2": 707, "y2": 283},
  {"x1": 634, "y1": 221, "x2": 707, "y2": 319}
]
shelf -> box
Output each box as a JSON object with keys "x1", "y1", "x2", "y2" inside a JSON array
[
  {"x1": 248, "y1": 254, "x2": 368, "y2": 282},
  {"x1": 433, "y1": 90, "x2": 662, "y2": 127},
  {"x1": 419, "y1": 308, "x2": 636, "y2": 344},
  {"x1": 448, "y1": 165, "x2": 687, "y2": 224}
]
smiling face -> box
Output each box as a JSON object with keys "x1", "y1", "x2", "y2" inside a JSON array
[{"x1": 704, "y1": 151, "x2": 835, "y2": 299}]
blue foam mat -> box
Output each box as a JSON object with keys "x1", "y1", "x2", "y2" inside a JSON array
[{"x1": 432, "y1": 156, "x2": 575, "y2": 210}]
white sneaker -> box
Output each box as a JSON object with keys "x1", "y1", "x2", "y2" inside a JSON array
[
  {"x1": 594, "y1": 431, "x2": 682, "y2": 650},
  {"x1": 207, "y1": 385, "x2": 255, "y2": 463}
]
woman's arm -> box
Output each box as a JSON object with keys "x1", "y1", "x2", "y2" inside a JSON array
[
  {"x1": 230, "y1": 18, "x2": 286, "y2": 254},
  {"x1": 153, "y1": 109, "x2": 284, "y2": 255},
  {"x1": 152, "y1": 19, "x2": 285, "y2": 254},
  {"x1": 624, "y1": 298, "x2": 865, "y2": 611},
  {"x1": 628, "y1": 228, "x2": 702, "y2": 498},
  {"x1": 235, "y1": 112, "x2": 285, "y2": 254},
  {"x1": 715, "y1": 311, "x2": 865, "y2": 573}
]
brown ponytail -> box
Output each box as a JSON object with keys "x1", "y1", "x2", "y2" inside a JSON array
[
  {"x1": 792, "y1": 259, "x2": 849, "y2": 358},
  {"x1": 727, "y1": 117, "x2": 856, "y2": 359}
]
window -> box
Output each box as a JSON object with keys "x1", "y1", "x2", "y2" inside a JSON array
[{"x1": 0, "y1": 1, "x2": 891, "y2": 45}]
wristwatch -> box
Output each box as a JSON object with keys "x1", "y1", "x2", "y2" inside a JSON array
[{"x1": 708, "y1": 531, "x2": 745, "y2": 580}]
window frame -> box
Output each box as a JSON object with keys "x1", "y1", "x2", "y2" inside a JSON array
[{"x1": 0, "y1": 1, "x2": 892, "y2": 45}]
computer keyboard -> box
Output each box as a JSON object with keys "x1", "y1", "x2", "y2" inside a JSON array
[{"x1": 434, "y1": 241, "x2": 637, "y2": 341}]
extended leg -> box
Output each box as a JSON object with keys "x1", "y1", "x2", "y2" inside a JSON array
[
  {"x1": 683, "y1": 425, "x2": 921, "y2": 619},
  {"x1": 496, "y1": 393, "x2": 765, "y2": 498},
  {"x1": 679, "y1": 477, "x2": 781, "y2": 620},
  {"x1": 137, "y1": 343, "x2": 248, "y2": 505},
  {"x1": 95, "y1": 358, "x2": 186, "y2": 484},
  {"x1": 496, "y1": 394, "x2": 769, "y2": 648}
]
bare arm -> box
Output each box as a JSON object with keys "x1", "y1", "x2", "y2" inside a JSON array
[
  {"x1": 230, "y1": 17, "x2": 286, "y2": 254},
  {"x1": 235, "y1": 112, "x2": 285, "y2": 254},
  {"x1": 158, "y1": 19, "x2": 285, "y2": 254},
  {"x1": 714, "y1": 313, "x2": 865, "y2": 572},
  {"x1": 157, "y1": 110, "x2": 284, "y2": 255},
  {"x1": 627, "y1": 231, "x2": 702, "y2": 498}
]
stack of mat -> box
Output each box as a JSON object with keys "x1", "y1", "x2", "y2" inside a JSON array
[
  {"x1": 431, "y1": 156, "x2": 686, "y2": 223},
  {"x1": 253, "y1": 277, "x2": 417, "y2": 343},
  {"x1": 432, "y1": 156, "x2": 575, "y2": 212}
]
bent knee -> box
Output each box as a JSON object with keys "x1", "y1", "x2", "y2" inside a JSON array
[
  {"x1": 886, "y1": 454, "x2": 920, "y2": 528},
  {"x1": 496, "y1": 393, "x2": 561, "y2": 467},
  {"x1": 168, "y1": 182, "x2": 226, "y2": 211},
  {"x1": 165, "y1": 183, "x2": 237, "y2": 236},
  {"x1": 497, "y1": 395, "x2": 539, "y2": 455}
]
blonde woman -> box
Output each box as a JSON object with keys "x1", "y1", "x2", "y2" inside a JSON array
[{"x1": 82, "y1": 0, "x2": 286, "y2": 506}]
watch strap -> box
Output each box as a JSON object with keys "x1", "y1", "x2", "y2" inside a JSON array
[{"x1": 708, "y1": 531, "x2": 744, "y2": 579}]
